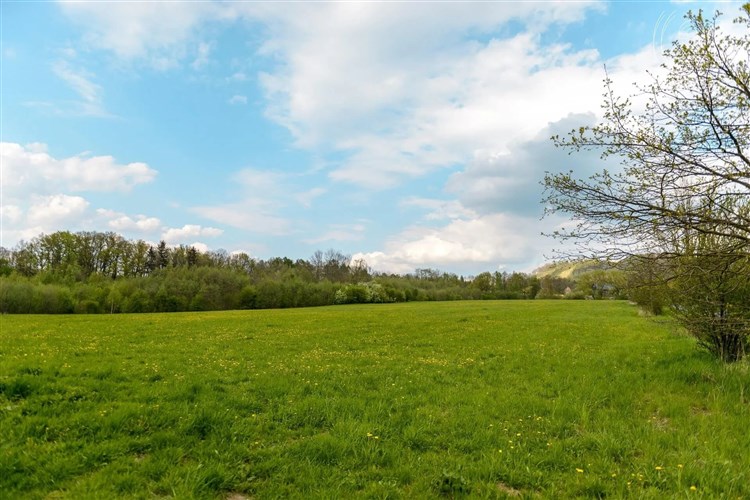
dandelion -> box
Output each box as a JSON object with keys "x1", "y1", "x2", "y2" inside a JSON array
[
  {"x1": 576, "y1": 468, "x2": 584, "y2": 473},
  {"x1": 655, "y1": 466, "x2": 663, "y2": 470},
  {"x1": 690, "y1": 486, "x2": 697, "y2": 491},
  {"x1": 678, "y1": 464, "x2": 684, "y2": 469}
]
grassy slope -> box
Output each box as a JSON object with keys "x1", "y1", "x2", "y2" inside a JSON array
[
  {"x1": 533, "y1": 260, "x2": 609, "y2": 280},
  {"x1": 1, "y1": 301, "x2": 748, "y2": 498}
]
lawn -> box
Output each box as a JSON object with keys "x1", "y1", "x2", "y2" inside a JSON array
[{"x1": 1, "y1": 301, "x2": 749, "y2": 498}]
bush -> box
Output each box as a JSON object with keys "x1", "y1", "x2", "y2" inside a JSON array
[
  {"x1": 335, "y1": 282, "x2": 395, "y2": 304},
  {"x1": 75, "y1": 300, "x2": 102, "y2": 314},
  {"x1": 239, "y1": 286, "x2": 258, "y2": 309}
]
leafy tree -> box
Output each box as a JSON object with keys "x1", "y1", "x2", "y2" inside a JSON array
[
  {"x1": 544, "y1": 5, "x2": 750, "y2": 360},
  {"x1": 156, "y1": 240, "x2": 170, "y2": 270},
  {"x1": 471, "y1": 272, "x2": 494, "y2": 293},
  {"x1": 575, "y1": 269, "x2": 626, "y2": 300}
]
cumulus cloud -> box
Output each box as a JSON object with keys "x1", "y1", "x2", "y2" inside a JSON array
[
  {"x1": 26, "y1": 194, "x2": 89, "y2": 227},
  {"x1": 0, "y1": 205, "x2": 23, "y2": 224},
  {"x1": 355, "y1": 115, "x2": 618, "y2": 273},
  {"x1": 248, "y1": 4, "x2": 613, "y2": 189},
  {"x1": 54, "y1": 2, "x2": 663, "y2": 196},
  {"x1": 55, "y1": 2, "x2": 612, "y2": 187},
  {"x1": 96, "y1": 209, "x2": 161, "y2": 233},
  {"x1": 0, "y1": 142, "x2": 162, "y2": 248},
  {"x1": 162, "y1": 224, "x2": 223, "y2": 244},
  {"x1": 353, "y1": 212, "x2": 558, "y2": 275},
  {"x1": 1, "y1": 142, "x2": 157, "y2": 196},
  {"x1": 190, "y1": 242, "x2": 210, "y2": 253},
  {"x1": 446, "y1": 113, "x2": 607, "y2": 217},
  {"x1": 0, "y1": 194, "x2": 94, "y2": 246}
]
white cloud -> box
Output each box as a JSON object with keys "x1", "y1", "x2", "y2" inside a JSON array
[
  {"x1": 243, "y1": 3, "x2": 611, "y2": 189},
  {"x1": 96, "y1": 209, "x2": 161, "y2": 233},
  {"x1": 52, "y1": 60, "x2": 109, "y2": 116},
  {"x1": 192, "y1": 41, "x2": 213, "y2": 70},
  {"x1": 0, "y1": 142, "x2": 161, "y2": 248},
  {"x1": 353, "y1": 212, "x2": 560, "y2": 275},
  {"x1": 0, "y1": 205, "x2": 22, "y2": 224},
  {"x1": 26, "y1": 194, "x2": 89, "y2": 227},
  {"x1": 54, "y1": 2, "x2": 658, "y2": 195},
  {"x1": 162, "y1": 224, "x2": 223, "y2": 244},
  {"x1": 1, "y1": 142, "x2": 157, "y2": 196},
  {"x1": 228, "y1": 94, "x2": 248, "y2": 105},
  {"x1": 52, "y1": 1, "x2": 710, "y2": 273},
  {"x1": 58, "y1": 1, "x2": 227, "y2": 68},
  {"x1": 190, "y1": 242, "x2": 210, "y2": 253},
  {"x1": 445, "y1": 113, "x2": 608, "y2": 217}
]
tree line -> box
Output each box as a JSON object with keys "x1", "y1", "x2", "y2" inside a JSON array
[{"x1": 0, "y1": 231, "x2": 564, "y2": 314}]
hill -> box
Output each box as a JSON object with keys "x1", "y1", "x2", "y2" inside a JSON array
[{"x1": 533, "y1": 259, "x2": 612, "y2": 280}]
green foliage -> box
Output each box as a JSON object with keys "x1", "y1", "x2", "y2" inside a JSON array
[
  {"x1": 1, "y1": 302, "x2": 749, "y2": 498},
  {"x1": 624, "y1": 258, "x2": 668, "y2": 316},
  {"x1": 667, "y1": 251, "x2": 750, "y2": 362},
  {"x1": 575, "y1": 269, "x2": 627, "y2": 299},
  {"x1": 0, "y1": 231, "x2": 557, "y2": 314},
  {"x1": 334, "y1": 282, "x2": 395, "y2": 304},
  {"x1": 545, "y1": 4, "x2": 750, "y2": 361}
]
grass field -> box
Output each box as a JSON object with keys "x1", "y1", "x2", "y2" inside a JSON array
[{"x1": 1, "y1": 301, "x2": 749, "y2": 498}]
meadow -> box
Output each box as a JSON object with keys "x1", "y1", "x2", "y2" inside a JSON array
[{"x1": 1, "y1": 301, "x2": 749, "y2": 498}]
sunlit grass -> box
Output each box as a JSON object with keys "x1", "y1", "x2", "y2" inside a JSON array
[{"x1": 1, "y1": 301, "x2": 749, "y2": 498}]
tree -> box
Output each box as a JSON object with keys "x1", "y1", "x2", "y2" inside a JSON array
[
  {"x1": 156, "y1": 240, "x2": 170, "y2": 270},
  {"x1": 543, "y1": 5, "x2": 750, "y2": 361}
]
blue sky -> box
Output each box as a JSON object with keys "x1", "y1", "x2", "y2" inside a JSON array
[{"x1": 1, "y1": 0, "x2": 739, "y2": 275}]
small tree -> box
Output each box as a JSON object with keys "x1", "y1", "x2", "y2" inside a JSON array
[{"x1": 543, "y1": 5, "x2": 750, "y2": 361}]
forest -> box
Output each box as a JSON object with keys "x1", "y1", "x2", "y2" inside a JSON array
[{"x1": 0, "y1": 231, "x2": 575, "y2": 314}]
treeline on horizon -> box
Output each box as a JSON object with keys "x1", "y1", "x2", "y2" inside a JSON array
[{"x1": 0, "y1": 231, "x2": 587, "y2": 314}]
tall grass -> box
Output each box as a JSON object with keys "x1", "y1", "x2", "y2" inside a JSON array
[{"x1": 1, "y1": 301, "x2": 748, "y2": 498}]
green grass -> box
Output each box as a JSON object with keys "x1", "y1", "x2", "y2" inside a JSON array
[{"x1": 1, "y1": 301, "x2": 749, "y2": 498}]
